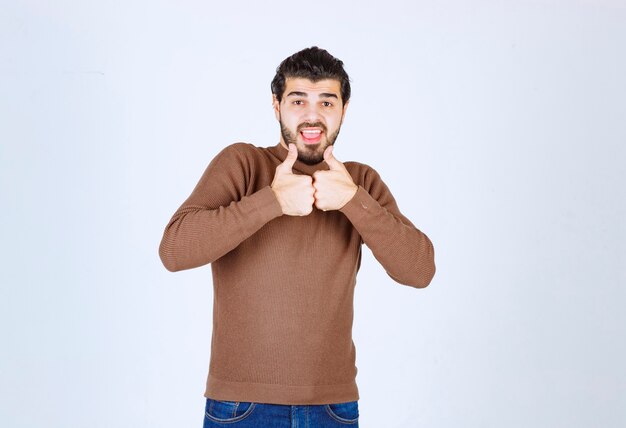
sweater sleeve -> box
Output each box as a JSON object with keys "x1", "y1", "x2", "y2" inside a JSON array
[
  {"x1": 339, "y1": 166, "x2": 436, "y2": 288},
  {"x1": 158, "y1": 144, "x2": 284, "y2": 272}
]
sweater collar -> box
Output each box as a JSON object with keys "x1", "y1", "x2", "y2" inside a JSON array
[{"x1": 267, "y1": 142, "x2": 330, "y2": 175}]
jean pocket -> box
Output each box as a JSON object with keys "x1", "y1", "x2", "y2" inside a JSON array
[
  {"x1": 205, "y1": 398, "x2": 257, "y2": 423},
  {"x1": 325, "y1": 400, "x2": 359, "y2": 424}
]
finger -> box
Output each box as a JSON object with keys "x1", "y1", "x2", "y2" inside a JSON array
[
  {"x1": 281, "y1": 143, "x2": 298, "y2": 172},
  {"x1": 314, "y1": 197, "x2": 327, "y2": 211},
  {"x1": 323, "y1": 145, "x2": 344, "y2": 171},
  {"x1": 311, "y1": 171, "x2": 324, "y2": 188}
]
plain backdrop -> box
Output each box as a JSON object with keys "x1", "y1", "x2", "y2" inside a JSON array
[{"x1": 1, "y1": 1, "x2": 625, "y2": 427}]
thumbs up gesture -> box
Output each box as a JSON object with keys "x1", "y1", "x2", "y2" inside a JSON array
[
  {"x1": 271, "y1": 144, "x2": 315, "y2": 216},
  {"x1": 312, "y1": 145, "x2": 358, "y2": 211}
]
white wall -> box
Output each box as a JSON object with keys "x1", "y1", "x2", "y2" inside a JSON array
[{"x1": 1, "y1": 1, "x2": 624, "y2": 427}]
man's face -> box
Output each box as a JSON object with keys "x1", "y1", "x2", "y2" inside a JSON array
[{"x1": 273, "y1": 77, "x2": 349, "y2": 165}]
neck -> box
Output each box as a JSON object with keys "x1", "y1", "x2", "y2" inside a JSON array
[{"x1": 269, "y1": 142, "x2": 330, "y2": 175}]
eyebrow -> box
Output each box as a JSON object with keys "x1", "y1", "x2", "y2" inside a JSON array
[{"x1": 285, "y1": 91, "x2": 339, "y2": 100}]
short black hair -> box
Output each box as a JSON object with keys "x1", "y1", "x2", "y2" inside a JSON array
[{"x1": 271, "y1": 46, "x2": 351, "y2": 105}]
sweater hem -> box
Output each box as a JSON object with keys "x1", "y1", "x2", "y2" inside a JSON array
[{"x1": 204, "y1": 374, "x2": 360, "y2": 405}]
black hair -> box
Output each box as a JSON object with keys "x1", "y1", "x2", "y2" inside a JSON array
[{"x1": 271, "y1": 46, "x2": 351, "y2": 105}]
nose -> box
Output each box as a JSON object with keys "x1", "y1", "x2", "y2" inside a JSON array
[{"x1": 302, "y1": 103, "x2": 322, "y2": 122}]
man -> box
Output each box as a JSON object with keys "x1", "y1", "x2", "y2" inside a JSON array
[{"x1": 159, "y1": 46, "x2": 436, "y2": 427}]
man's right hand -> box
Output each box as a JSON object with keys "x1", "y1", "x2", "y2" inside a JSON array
[{"x1": 271, "y1": 144, "x2": 315, "y2": 216}]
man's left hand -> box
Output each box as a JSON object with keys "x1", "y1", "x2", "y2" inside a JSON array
[{"x1": 312, "y1": 145, "x2": 358, "y2": 211}]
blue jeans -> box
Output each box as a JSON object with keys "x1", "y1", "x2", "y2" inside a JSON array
[{"x1": 203, "y1": 397, "x2": 359, "y2": 427}]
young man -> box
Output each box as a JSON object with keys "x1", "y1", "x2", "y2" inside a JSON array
[{"x1": 159, "y1": 46, "x2": 436, "y2": 427}]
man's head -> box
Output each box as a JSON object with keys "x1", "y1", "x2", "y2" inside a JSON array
[{"x1": 271, "y1": 47, "x2": 351, "y2": 165}]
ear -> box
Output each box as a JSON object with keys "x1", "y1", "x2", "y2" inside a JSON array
[
  {"x1": 272, "y1": 94, "x2": 280, "y2": 121},
  {"x1": 341, "y1": 100, "x2": 349, "y2": 122}
]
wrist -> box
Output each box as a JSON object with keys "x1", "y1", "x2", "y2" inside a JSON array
[
  {"x1": 337, "y1": 184, "x2": 358, "y2": 210},
  {"x1": 269, "y1": 186, "x2": 286, "y2": 214}
]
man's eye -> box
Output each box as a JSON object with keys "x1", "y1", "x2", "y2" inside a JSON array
[
  {"x1": 322, "y1": 101, "x2": 332, "y2": 107},
  {"x1": 293, "y1": 100, "x2": 304, "y2": 105}
]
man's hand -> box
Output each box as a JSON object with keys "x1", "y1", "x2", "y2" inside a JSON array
[
  {"x1": 312, "y1": 145, "x2": 358, "y2": 211},
  {"x1": 271, "y1": 144, "x2": 315, "y2": 216}
]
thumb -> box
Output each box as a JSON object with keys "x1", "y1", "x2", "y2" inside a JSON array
[
  {"x1": 281, "y1": 143, "x2": 298, "y2": 172},
  {"x1": 323, "y1": 145, "x2": 343, "y2": 171}
]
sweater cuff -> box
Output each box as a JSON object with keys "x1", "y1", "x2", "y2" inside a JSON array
[
  {"x1": 339, "y1": 185, "x2": 378, "y2": 223},
  {"x1": 251, "y1": 186, "x2": 284, "y2": 221}
]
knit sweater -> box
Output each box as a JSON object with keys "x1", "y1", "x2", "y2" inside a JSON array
[{"x1": 158, "y1": 142, "x2": 436, "y2": 405}]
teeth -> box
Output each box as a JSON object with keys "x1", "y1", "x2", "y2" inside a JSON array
[{"x1": 302, "y1": 129, "x2": 321, "y2": 135}]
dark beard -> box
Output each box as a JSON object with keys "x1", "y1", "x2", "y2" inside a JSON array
[{"x1": 279, "y1": 120, "x2": 342, "y2": 165}]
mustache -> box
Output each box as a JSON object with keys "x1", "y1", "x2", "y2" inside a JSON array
[{"x1": 297, "y1": 122, "x2": 327, "y2": 133}]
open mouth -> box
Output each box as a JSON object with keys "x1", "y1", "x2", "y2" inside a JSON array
[{"x1": 300, "y1": 128, "x2": 323, "y2": 144}]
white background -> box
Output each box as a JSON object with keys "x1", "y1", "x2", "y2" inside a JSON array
[{"x1": 1, "y1": 1, "x2": 625, "y2": 427}]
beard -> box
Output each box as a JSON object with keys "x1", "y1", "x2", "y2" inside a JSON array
[{"x1": 279, "y1": 117, "x2": 342, "y2": 165}]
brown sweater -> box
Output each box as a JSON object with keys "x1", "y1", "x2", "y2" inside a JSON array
[{"x1": 158, "y1": 142, "x2": 435, "y2": 405}]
